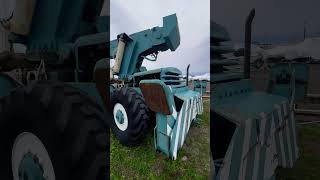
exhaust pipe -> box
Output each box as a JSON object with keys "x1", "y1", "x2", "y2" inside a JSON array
[
  {"x1": 186, "y1": 64, "x2": 190, "y2": 86},
  {"x1": 244, "y1": 9, "x2": 255, "y2": 79}
]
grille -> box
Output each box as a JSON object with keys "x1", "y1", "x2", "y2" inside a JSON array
[{"x1": 161, "y1": 72, "x2": 186, "y2": 88}]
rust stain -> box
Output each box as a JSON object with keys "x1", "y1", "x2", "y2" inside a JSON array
[{"x1": 140, "y1": 83, "x2": 171, "y2": 115}]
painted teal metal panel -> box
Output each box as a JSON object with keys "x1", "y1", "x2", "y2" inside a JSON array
[
  {"x1": 110, "y1": 14, "x2": 180, "y2": 78},
  {"x1": 10, "y1": 0, "x2": 106, "y2": 62},
  {"x1": 140, "y1": 79, "x2": 203, "y2": 159},
  {"x1": 193, "y1": 80, "x2": 208, "y2": 94},
  {"x1": 212, "y1": 79, "x2": 299, "y2": 180}
]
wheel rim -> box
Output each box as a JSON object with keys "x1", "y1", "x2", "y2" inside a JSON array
[
  {"x1": 113, "y1": 103, "x2": 129, "y2": 131},
  {"x1": 11, "y1": 132, "x2": 55, "y2": 180}
]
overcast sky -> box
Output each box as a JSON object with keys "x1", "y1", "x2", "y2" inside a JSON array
[
  {"x1": 111, "y1": 0, "x2": 210, "y2": 74},
  {"x1": 212, "y1": 0, "x2": 320, "y2": 44}
]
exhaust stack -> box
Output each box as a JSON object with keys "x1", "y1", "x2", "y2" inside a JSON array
[
  {"x1": 186, "y1": 64, "x2": 190, "y2": 86},
  {"x1": 244, "y1": 9, "x2": 255, "y2": 79}
]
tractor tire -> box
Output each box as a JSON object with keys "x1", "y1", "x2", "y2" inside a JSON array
[
  {"x1": 110, "y1": 87, "x2": 150, "y2": 146},
  {"x1": 0, "y1": 81, "x2": 109, "y2": 180}
]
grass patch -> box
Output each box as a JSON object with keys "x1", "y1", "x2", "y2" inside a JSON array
[
  {"x1": 110, "y1": 99, "x2": 210, "y2": 179},
  {"x1": 277, "y1": 123, "x2": 320, "y2": 179}
]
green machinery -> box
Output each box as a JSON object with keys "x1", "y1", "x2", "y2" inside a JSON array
[
  {"x1": 0, "y1": 1, "x2": 203, "y2": 179},
  {"x1": 211, "y1": 9, "x2": 307, "y2": 179},
  {"x1": 109, "y1": 14, "x2": 203, "y2": 160},
  {"x1": 0, "y1": 0, "x2": 109, "y2": 179}
]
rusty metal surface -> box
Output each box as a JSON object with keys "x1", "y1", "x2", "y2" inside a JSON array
[{"x1": 139, "y1": 83, "x2": 171, "y2": 115}]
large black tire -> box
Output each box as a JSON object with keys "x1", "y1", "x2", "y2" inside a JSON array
[
  {"x1": 0, "y1": 81, "x2": 109, "y2": 180},
  {"x1": 110, "y1": 87, "x2": 150, "y2": 146}
]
